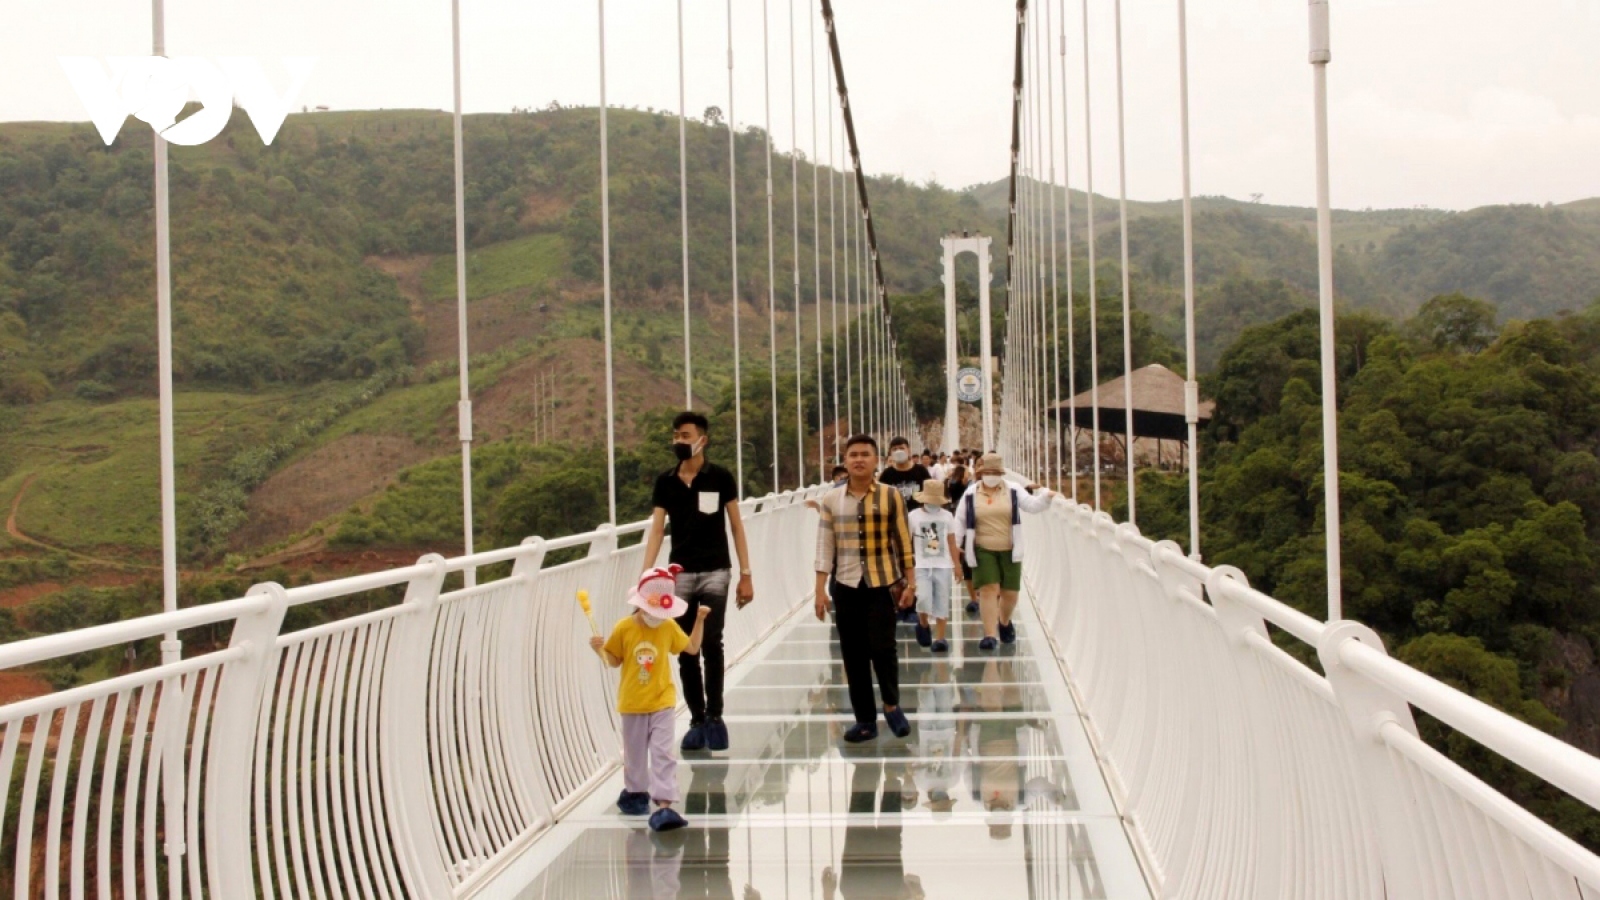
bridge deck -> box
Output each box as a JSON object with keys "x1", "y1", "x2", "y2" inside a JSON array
[{"x1": 477, "y1": 587, "x2": 1151, "y2": 899}]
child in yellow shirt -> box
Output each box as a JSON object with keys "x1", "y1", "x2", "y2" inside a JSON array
[{"x1": 590, "y1": 563, "x2": 711, "y2": 831}]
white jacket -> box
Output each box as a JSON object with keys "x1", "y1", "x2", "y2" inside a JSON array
[{"x1": 952, "y1": 483, "x2": 1054, "y2": 566}]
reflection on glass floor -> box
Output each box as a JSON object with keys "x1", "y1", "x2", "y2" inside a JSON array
[{"x1": 488, "y1": 592, "x2": 1152, "y2": 900}]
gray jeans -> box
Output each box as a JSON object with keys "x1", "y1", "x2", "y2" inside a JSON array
[{"x1": 675, "y1": 569, "x2": 731, "y2": 721}]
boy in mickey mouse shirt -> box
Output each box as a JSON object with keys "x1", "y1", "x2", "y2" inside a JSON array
[{"x1": 590, "y1": 564, "x2": 712, "y2": 831}]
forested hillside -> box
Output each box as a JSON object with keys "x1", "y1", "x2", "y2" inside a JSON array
[
  {"x1": 6, "y1": 103, "x2": 1600, "y2": 648},
  {"x1": 1133, "y1": 296, "x2": 1600, "y2": 844}
]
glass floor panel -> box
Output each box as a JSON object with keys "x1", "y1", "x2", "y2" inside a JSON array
[
  {"x1": 479, "y1": 587, "x2": 1151, "y2": 900},
  {"x1": 760, "y1": 636, "x2": 1036, "y2": 661},
  {"x1": 722, "y1": 682, "x2": 1054, "y2": 716},
  {"x1": 510, "y1": 819, "x2": 1146, "y2": 899},
  {"x1": 735, "y1": 655, "x2": 1043, "y2": 688}
]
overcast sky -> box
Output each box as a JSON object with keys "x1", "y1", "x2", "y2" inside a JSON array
[{"x1": 8, "y1": 0, "x2": 1600, "y2": 211}]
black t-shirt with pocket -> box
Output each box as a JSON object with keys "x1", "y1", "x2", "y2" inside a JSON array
[
  {"x1": 652, "y1": 461, "x2": 740, "y2": 573},
  {"x1": 879, "y1": 463, "x2": 933, "y2": 511}
]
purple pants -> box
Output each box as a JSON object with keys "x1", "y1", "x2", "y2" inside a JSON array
[{"x1": 621, "y1": 709, "x2": 679, "y2": 804}]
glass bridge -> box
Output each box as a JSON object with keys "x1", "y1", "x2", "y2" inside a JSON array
[{"x1": 489, "y1": 593, "x2": 1147, "y2": 899}]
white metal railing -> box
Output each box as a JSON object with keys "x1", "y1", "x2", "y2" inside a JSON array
[
  {"x1": 1025, "y1": 497, "x2": 1600, "y2": 899},
  {"x1": 0, "y1": 487, "x2": 821, "y2": 898}
]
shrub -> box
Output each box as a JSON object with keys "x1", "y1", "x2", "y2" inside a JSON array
[{"x1": 73, "y1": 379, "x2": 116, "y2": 401}]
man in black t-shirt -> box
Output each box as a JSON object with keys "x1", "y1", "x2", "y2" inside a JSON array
[
  {"x1": 877, "y1": 436, "x2": 932, "y2": 623},
  {"x1": 878, "y1": 436, "x2": 933, "y2": 512},
  {"x1": 641, "y1": 411, "x2": 754, "y2": 753}
]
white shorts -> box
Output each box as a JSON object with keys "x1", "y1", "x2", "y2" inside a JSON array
[{"x1": 916, "y1": 567, "x2": 953, "y2": 620}]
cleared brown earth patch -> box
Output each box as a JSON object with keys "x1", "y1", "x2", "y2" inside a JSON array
[
  {"x1": 366, "y1": 254, "x2": 434, "y2": 315},
  {"x1": 234, "y1": 434, "x2": 434, "y2": 549},
  {"x1": 417, "y1": 282, "x2": 597, "y2": 365},
  {"x1": 473, "y1": 337, "x2": 701, "y2": 446},
  {"x1": 520, "y1": 195, "x2": 571, "y2": 230},
  {"x1": 0, "y1": 671, "x2": 52, "y2": 705}
]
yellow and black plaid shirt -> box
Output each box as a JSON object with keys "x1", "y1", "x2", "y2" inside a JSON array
[{"x1": 814, "y1": 480, "x2": 915, "y2": 588}]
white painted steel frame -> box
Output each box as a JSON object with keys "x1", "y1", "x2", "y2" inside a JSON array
[
  {"x1": 0, "y1": 492, "x2": 822, "y2": 898},
  {"x1": 1020, "y1": 487, "x2": 1600, "y2": 898}
]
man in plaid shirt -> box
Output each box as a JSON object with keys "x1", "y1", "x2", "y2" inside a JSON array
[{"x1": 814, "y1": 434, "x2": 917, "y2": 742}]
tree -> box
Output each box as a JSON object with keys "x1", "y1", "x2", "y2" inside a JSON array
[{"x1": 1410, "y1": 293, "x2": 1497, "y2": 353}]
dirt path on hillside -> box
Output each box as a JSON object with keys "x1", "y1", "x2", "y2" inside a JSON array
[{"x1": 6, "y1": 474, "x2": 155, "y2": 570}]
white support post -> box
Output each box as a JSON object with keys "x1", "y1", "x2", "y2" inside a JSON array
[
  {"x1": 451, "y1": 0, "x2": 477, "y2": 584},
  {"x1": 203, "y1": 583, "x2": 289, "y2": 894},
  {"x1": 1178, "y1": 0, "x2": 1200, "y2": 559},
  {"x1": 1310, "y1": 0, "x2": 1343, "y2": 621},
  {"x1": 152, "y1": 0, "x2": 179, "y2": 663},
  {"x1": 381, "y1": 556, "x2": 452, "y2": 896}
]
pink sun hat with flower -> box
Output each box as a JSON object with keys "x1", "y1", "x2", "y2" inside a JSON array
[{"x1": 627, "y1": 564, "x2": 689, "y2": 619}]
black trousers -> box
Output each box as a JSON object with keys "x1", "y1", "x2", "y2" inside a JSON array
[
  {"x1": 677, "y1": 569, "x2": 730, "y2": 722},
  {"x1": 831, "y1": 578, "x2": 901, "y2": 724}
]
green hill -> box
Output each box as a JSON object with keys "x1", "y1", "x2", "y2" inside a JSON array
[{"x1": 5, "y1": 104, "x2": 1600, "y2": 580}]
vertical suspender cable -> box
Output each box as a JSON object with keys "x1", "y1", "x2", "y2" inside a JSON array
[
  {"x1": 822, "y1": 1, "x2": 909, "y2": 438},
  {"x1": 726, "y1": 0, "x2": 745, "y2": 497},
  {"x1": 829, "y1": 63, "x2": 841, "y2": 455},
  {"x1": 790, "y1": 0, "x2": 804, "y2": 487},
  {"x1": 1005, "y1": 0, "x2": 1023, "y2": 469},
  {"x1": 598, "y1": 0, "x2": 618, "y2": 525},
  {"x1": 1178, "y1": 0, "x2": 1200, "y2": 555},
  {"x1": 852, "y1": 185, "x2": 863, "y2": 435},
  {"x1": 1309, "y1": 0, "x2": 1343, "y2": 620},
  {"x1": 1113, "y1": 0, "x2": 1135, "y2": 522},
  {"x1": 763, "y1": 0, "x2": 780, "y2": 493},
  {"x1": 842, "y1": 120, "x2": 854, "y2": 436},
  {"x1": 1081, "y1": 0, "x2": 1101, "y2": 510},
  {"x1": 811, "y1": 4, "x2": 825, "y2": 482},
  {"x1": 152, "y1": 0, "x2": 179, "y2": 659},
  {"x1": 451, "y1": 0, "x2": 478, "y2": 580},
  {"x1": 678, "y1": 0, "x2": 693, "y2": 407},
  {"x1": 1033, "y1": 17, "x2": 1047, "y2": 480},
  {"x1": 1045, "y1": 0, "x2": 1063, "y2": 494},
  {"x1": 1059, "y1": 0, "x2": 1077, "y2": 501}
]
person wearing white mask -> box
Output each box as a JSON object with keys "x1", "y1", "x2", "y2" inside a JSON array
[
  {"x1": 951, "y1": 453, "x2": 1055, "y2": 650},
  {"x1": 877, "y1": 436, "x2": 932, "y2": 625},
  {"x1": 878, "y1": 436, "x2": 933, "y2": 511}
]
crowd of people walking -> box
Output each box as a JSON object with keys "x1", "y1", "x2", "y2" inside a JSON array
[{"x1": 595, "y1": 413, "x2": 1057, "y2": 831}]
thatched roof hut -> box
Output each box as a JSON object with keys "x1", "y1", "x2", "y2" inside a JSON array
[{"x1": 1051, "y1": 363, "x2": 1214, "y2": 441}]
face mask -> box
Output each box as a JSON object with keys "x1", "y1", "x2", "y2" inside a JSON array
[
  {"x1": 891, "y1": 450, "x2": 909, "y2": 465},
  {"x1": 672, "y1": 437, "x2": 703, "y2": 461},
  {"x1": 982, "y1": 475, "x2": 1004, "y2": 489}
]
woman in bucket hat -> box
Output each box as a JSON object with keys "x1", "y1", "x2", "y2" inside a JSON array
[{"x1": 951, "y1": 453, "x2": 1056, "y2": 650}]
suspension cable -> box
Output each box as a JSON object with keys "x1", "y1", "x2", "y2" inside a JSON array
[
  {"x1": 821, "y1": 0, "x2": 915, "y2": 442},
  {"x1": 1081, "y1": 0, "x2": 1101, "y2": 509},
  {"x1": 1114, "y1": 0, "x2": 1135, "y2": 522},
  {"x1": 1045, "y1": 0, "x2": 1063, "y2": 495},
  {"x1": 1036, "y1": 14, "x2": 1049, "y2": 477},
  {"x1": 1059, "y1": 0, "x2": 1077, "y2": 502},
  {"x1": 726, "y1": 0, "x2": 745, "y2": 497},
  {"x1": 1005, "y1": 1, "x2": 1024, "y2": 470},
  {"x1": 842, "y1": 120, "x2": 854, "y2": 436},
  {"x1": 811, "y1": 2, "x2": 826, "y2": 482},
  {"x1": 828, "y1": 59, "x2": 841, "y2": 456},
  {"x1": 790, "y1": 0, "x2": 804, "y2": 488},
  {"x1": 1178, "y1": 0, "x2": 1200, "y2": 556},
  {"x1": 763, "y1": 0, "x2": 780, "y2": 493},
  {"x1": 597, "y1": 0, "x2": 617, "y2": 524},
  {"x1": 678, "y1": 0, "x2": 692, "y2": 408}
]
